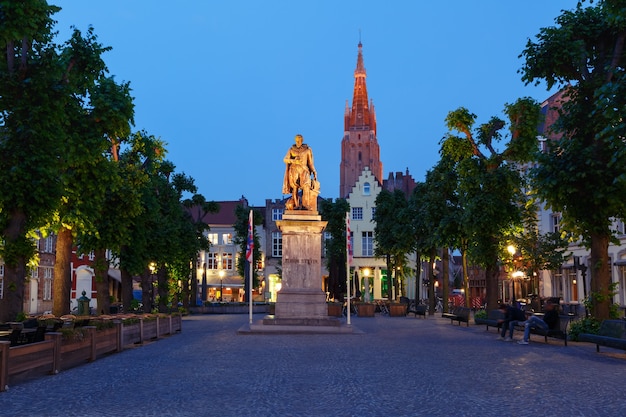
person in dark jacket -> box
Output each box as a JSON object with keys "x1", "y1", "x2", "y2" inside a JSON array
[
  {"x1": 497, "y1": 303, "x2": 526, "y2": 341},
  {"x1": 516, "y1": 300, "x2": 559, "y2": 345}
]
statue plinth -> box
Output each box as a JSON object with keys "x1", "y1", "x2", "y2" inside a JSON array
[{"x1": 273, "y1": 212, "x2": 327, "y2": 319}]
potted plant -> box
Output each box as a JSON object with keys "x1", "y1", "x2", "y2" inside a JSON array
[
  {"x1": 388, "y1": 302, "x2": 407, "y2": 317},
  {"x1": 356, "y1": 302, "x2": 376, "y2": 317},
  {"x1": 327, "y1": 301, "x2": 343, "y2": 317}
]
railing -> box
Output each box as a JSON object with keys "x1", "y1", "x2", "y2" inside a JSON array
[{"x1": 0, "y1": 315, "x2": 182, "y2": 392}]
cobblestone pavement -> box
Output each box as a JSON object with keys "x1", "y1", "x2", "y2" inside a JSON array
[{"x1": 2, "y1": 313, "x2": 625, "y2": 417}]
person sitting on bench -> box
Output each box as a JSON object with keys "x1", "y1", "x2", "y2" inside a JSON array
[
  {"x1": 516, "y1": 300, "x2": 559, "y2": 345},
  {"x1": 497, "y1": 303, "x2": 526, "y2": 342}
]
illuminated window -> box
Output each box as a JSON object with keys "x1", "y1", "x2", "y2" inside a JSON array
[
  {"x1": 221, "y1": 253, "x2": 233, "y2": 270},
  {"x1": 207, "y1": 253, "x2": 218, "y2": 269},
  {"x1": 207, "y1": 233, "x2": 218, "y2": 245},
  {"x1": 222, "y1": 234, "x2": 232, "y2": 245}
]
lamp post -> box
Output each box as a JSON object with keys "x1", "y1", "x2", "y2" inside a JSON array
[
  {"x1": 574, "y1": 256, "x2": 588, "y2": 316},
  {"x1": 219, "y1": 269, "x2": 225, "y2": 301},
  {"x1": 507, "y1": 245, "x2": 518, "y2": 303}
]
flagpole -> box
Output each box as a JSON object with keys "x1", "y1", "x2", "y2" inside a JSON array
[
  {"x1": 248, "y1": 210, "x2": 253, "y2": 324},
  {"x1": 346, "y1": 212, "x2": 351, "y2": 326},
  {"x1": 249, "y1": 257, "x2": 253, "y2": 324}
]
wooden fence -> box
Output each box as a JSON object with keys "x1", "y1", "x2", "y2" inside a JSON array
[{"x1": 0, "y1": 315, "x2": 182, "y2": 392}]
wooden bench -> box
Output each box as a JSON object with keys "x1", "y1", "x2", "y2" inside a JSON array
[
  {"x1": 408, "y1": 304, "x2": 427, "y2": 318},
  {"x1": 442, "y1": 306, "x2": 470, "y2": 326},
  {"x1": 398, "y1": 297, "x2": 427, "y2": 318},
  {"x1": 475, "y1": 309, "x2": 504, "y2": 331},
  {"x1": 578, "y1": 319, "x2": 626, "y2": 352},
  {"x1": 523, "y1": 314, "x2": 573, "y2": 346}
]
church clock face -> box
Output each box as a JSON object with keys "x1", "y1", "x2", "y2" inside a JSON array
[{"x1": 357, "y1": 113, "x2": 362, "y2": 118}]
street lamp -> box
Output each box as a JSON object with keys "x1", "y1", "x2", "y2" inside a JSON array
[
  {"x1": 363, "y1": 268, "x2": 371, "y2": 302},
  {"x1": 219, "y1": 269, "x2": 225, "y2": 301}
]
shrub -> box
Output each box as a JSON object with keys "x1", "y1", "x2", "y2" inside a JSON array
[
  {"x1": 474, "y1": 309, "x2": 487, "y2": 321},
  {"x1": 568, "y1": 317, "x2": 601, "y2": 341}
]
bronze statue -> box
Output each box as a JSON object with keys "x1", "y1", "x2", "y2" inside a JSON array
[{"x1": 282, "y1": 134, "x2": 319, "y2": 211}]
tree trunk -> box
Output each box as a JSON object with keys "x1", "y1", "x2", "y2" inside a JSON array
[
  {"x1": 414, "y1": 251, "x2": 421, "y2": 302},
  {"x1": 141, "y1": 268, "x2": 153, "y2": 313},
  {"x1": 462, "y1": 250, "x2": 470, "y2": 308},
  {"x1": 157, "y1": 265, "x2": 168, "y2": 312},
  {"x1": 442, "y1": 248, "x2": 449, "y2": 313},
  {"x1": 120, "y1": 267, "x2": 134, "y2": 313},
  {"x1": 590, "y1": 233, "x2": 611, "y2": 320},
  {"x1": 0, "y1": 210, "x2": 28, "y2": 322},
  {"x1": 386, "y1": 254, "x2": 393, "y2": 301},
  {"x1": 188, "y1": 258, "x2": 197, "y2": 308},
  {"x1": 94, "y1": 248, "x2": 110, "y2": 315},
  {"x1": 428, "y1": 248, "x2": 437, "y2": 315},
  {"x1": 485, "y1": 263, "x2": 500, "y2": 311},
  {"x1": 52, "y1": 226, "x2": 73, "y2": 316}
]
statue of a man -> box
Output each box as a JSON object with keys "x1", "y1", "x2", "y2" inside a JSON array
[{"x1": 282, "y1": 134, "x2": 318, "y2": 210}]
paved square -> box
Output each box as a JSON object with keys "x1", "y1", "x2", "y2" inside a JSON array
[{"x1": 2, "y1": 313, "x2": 624, "y2": 416}]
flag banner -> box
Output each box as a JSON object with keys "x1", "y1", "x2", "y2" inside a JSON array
[
  {"x1": 346, "y1": 212, "x2": 352, "y2": 265},
  {"x1": 246, "y1": 210, "x2": 254, "y2": 263}
]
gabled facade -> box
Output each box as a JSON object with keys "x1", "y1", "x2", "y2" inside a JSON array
[{"x1": 346, "y1": 167, "x2": 388, "y2": 300}]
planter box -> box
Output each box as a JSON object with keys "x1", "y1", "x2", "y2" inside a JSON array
[
  {"x1": 357, "y1": 303, "x2": 376, "y2": 317},
  {"x1": 327, "y1": 303, "x2": 343, "y2": 317},
  {"x1": 389, "y1": 303, "x2": 407, "y2": 317}
]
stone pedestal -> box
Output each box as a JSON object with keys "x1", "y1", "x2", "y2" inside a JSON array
[{"x1": 240, "y1": 210, "x2": 359, "y2": 334}]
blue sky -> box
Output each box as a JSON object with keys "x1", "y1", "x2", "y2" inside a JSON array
[{"x1": 52, "y1": 1, "x2": 576, "y2": 206}]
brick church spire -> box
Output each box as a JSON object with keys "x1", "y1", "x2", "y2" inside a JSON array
[{"x1": 340, "y1": 42, "x2": 382, "y2": 198}]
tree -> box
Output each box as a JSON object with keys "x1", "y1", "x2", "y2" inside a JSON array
[
  {"x1": 185, "y1": 195, "x2": 219, "y2": 306},
  {"x1": 51, "y1": 62, "x2": 134, "y2": 316},
  {"x1": 373, "y1": 189, "x2": 413, "y2": 301},
  {"x1": 234, "y1": 204, "x2": 263, "y2": 301},
  {"x1": 520, "y1": 0, "x2": 626, "y2": 319},
  {"x1": 441, "y1": 98, "x2": 543, "y2": 311},
  {"x1": 0, "y1": 2, "x2": 128, "y2": 321},
  {"x1": 319, "y1": 198, "x2": 350, "y2": 301}
]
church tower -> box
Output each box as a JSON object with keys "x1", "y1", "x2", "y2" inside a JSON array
[{"x1": 340, "y1": 42, "x2": 383, "y2": 198}]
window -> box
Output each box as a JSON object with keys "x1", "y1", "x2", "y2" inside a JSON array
[
  {"x1": 44, "y1": 236, "x2": 54, "y2": 253},
  {"x1": 363, "y1": 182, "x2": 370, "y2": 196},
  {"x1": 272, "y1": 232, "x2": 282, "y2": 257},
  {"x1": 207, "y1": 233, "x2": 218, "y2": 245},
  {"x1": 221, "y1": 252, "x2": 233, "y2": 270},
  {"x1": 371, "y1": 207, "x2": 376, "y2": 218},
  {"x1": 0, "y1": 265, "x2": 3, "y2": 299},
  {"x1": 88, "y1": 251, "x2": 95, "y2": 261},
  {"x1": 362, "y1": 231, "x2": 373, "y2": 256},
  {"x1": 43, "y1": 271, "x2": 52, "y2": 300},
  {"x1": 616, "y1": 220, "x2": 625, "y2": 235},
  {"x1": 222, "y1": 234, "x2": 232, "y2": 245},
  {"x1": 352, "y1": 207, "x2": 363, "y2": 220},
  {"x1": 272, "y1": 208, "x2": 283, "y2": 220},
  {"x1": 551, "y1": 213, "x2": 561, "y2": 233},
  {"x1": 323, "y1": 232, "x2": 332, "y2": 256},
  {"x1": 207, "y1": 252, "x2": 218, "y2": 269},
  {"x1": 31, "y1": 267, "x2": 39, "y2": 279}
]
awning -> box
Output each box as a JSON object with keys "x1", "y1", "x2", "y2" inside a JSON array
[{"x1": 205, "y1": 276, "x2": 244, "y2": 288}]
